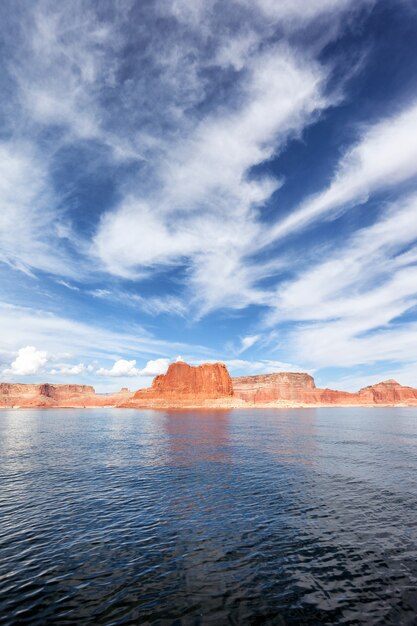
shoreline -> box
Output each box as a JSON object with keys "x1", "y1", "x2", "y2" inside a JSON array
[{"x1": 2, "y1": 401, "x2": 417, "y2": 410}]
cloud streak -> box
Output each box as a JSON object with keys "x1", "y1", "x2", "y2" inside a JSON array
[
  {"x1": 264, "y1": 99, "x2": 417, "y2": 245},
  {"x1": 267, "y1": 192, "x2": 417, "y2": 368}
]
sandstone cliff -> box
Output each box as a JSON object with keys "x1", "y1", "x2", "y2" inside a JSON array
[
  {"x1": 0, "y1": 383, "x2": 133, "y2": 408},
  {"x1": 124, "y1": 361, "x2": 234, "y2": 407},
  {"x1": 232, "y1": 372, "x2": 316, "y2": 403},
  {"x1": 2, "y1": 366, "x2": 417, "y2": 409},
  {"x1": 232, "y1": 373, "x2": 417, "y2": 406},
  {"x1": 357, "y1": 379, "x2": 417, "y2": 404}
]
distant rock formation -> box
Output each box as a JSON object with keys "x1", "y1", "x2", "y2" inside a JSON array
[
  {"x1": 232, "y1": 373, "x2": 417, "y2": 405},
  {"x1": 0, "y1": 383, "x2": 133, "y2": 408},
  {"x1": 232, "y1": 372, "x2": 316, "y2": 403},
  {"x1": 357, "y1": 379, "x2": 417, "y2": 404},
  {"x1": 1, "y1": 367, "x2": 417, "y2": 408},
  {"x1": 126, "y1": 361, "x2": 234, "y2": 407}
]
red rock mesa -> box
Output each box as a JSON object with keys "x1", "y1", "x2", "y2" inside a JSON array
[{"x1": 127, "y1": 361, "x2": 233, "y2": 406}]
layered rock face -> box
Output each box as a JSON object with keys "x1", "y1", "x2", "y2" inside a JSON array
[
  {"x1": 232, "y1": 373, "x2": 417, "y2": 405},
  {"x1": 233, "y1": 372, "x2": 317, "y2": 403},
  {"x1": 2, "y1": 368, "x2": 417, "y2": 409},
  {"x1": 0, "y1": 383, "x2": 133, "y2": 408},
  {"x1": 357, "y1": 380, "x2": 417, "y2": 404},
  {"x1": 127, "y1": 361, "x2": 234, "y2": 406}
]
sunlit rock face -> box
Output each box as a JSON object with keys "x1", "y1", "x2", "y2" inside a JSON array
[
  {"x1": 358, "y1": 380, "x2": 417, "y2": 404},
  {"x1": 232, "y1": 372, "x2": 316, "y2": 403},
  {"x1": 131, "y1": 361, "x2": 234, "y2": 403},
  {"x1": 232, "y1": 373, "x2": 417, "y2": 405},
  {"x1": 2, "y1": 370, "x2": 417, "y2": 408},
  {"x1": 0, "y1": 384, "x2": 133, "y2": 407}
]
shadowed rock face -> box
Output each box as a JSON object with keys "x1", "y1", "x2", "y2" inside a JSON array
[{"x1": 132, "y1": 361, "x2": 234, "y2": 402}]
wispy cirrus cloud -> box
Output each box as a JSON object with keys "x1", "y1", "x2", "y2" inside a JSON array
[
  {"x1": 0, "y1": 142, "x2": 77, "y2": 276},
  {"x1": 264, "y1": 99, "x2": 417, "y2": 245},
  {"x1": 0, "y1": 302, "x2": 214, "y2": 367},
  {"x1": 266, "y1": 192, "x2": 417, "y2": 369},
  {"x1": 1, "y1": 0, "x2": 374, "y2": 310},
  {"x1": 93, "y1": 44, "x2": 333, "y2": 313}
]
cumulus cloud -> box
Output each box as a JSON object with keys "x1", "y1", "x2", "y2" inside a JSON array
[
  {"x1": 97, "y1": 357, "x2": 172, "y2": 377},
  {"x1": 50, "y1": 363, "x2": 92, "y2": 375},
  {"x1": 139, "y1": 358, "x2": 171, "y2": 377},
  {"x1": 97, "y1": 359, "x2": 140, "y2": 377},
  {"x1": 3, "y1": 346, "x2": 49, "y2": 376}
]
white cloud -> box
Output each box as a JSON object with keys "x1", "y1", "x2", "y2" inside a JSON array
[
  {"x1": 97, "y1": 356, "x2": 171, "y2": 378},
  {"x1": 139, "y1": 358, "x2": 170, "y2": 377},
  {"x1": 238, "y1": 335, "x2": 261, "y2": 354},
  {"x1": 266, "y1": 192, "x2": 417, "y2": 368},
  {"x1": 265, "y1": 99, "x2": 417, "y2": 244},
  {"x1": 94, "y1": 45, "x2": 331, "y2": 313},
  {"x1": 327, "y1": 362, "x2": 417, "y2": 393},
  {"x1": 0, "y1": 302, "x2": 214, "y2": 365},
  {"x1": 90, "y1": 288, "x2": 187, "y2": 317},
  {"x1": 245, "y1": 0, "x2": 374, "y2": 23},
  {"x1": 3, "y1": 345, "x2": 49, "y2": 376},
  {"x1": 97, "y1": 359, "x2": 140, "y2": 377},
  {"x1": 12, "y1": 1, "x2": 137, "y2": 159},
  {"x1": 0, "y1": 142, "x2": 76, "y2": 276},
  {"x1": 225, "y1": 358, "x2": 308, "y2": 375},
  {"x1": 56, "y1": 280, "x2": 80, "y2": 291},
  {"x1": 0, "y1": 0, "x2": 376, "y2": 317},
  {"x1": 50, "y1": 363, "x2": 88, "y2": 376}
]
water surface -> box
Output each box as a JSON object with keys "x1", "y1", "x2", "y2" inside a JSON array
[{"x1": 0, "y1": 408, "x2": 416, "y2": 625}]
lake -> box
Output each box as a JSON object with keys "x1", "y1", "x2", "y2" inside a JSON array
[{"x1": 0, "y1": 408, "x2": 416, "y2": 625}]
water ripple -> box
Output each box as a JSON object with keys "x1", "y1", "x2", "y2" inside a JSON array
[{"x1": 0, "y1": 408, "x2": 416, "y2": 624}]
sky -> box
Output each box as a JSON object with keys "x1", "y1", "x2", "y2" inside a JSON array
[{"x1": 1, "y1": 0, "x2": 417, "y2": 393}]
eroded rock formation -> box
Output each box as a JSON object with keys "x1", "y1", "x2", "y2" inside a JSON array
[
  {"x1": 357, "y1": 379, "x2": 417, "y2": 404},
  {"x1": 0, "y1": 383, "x2": 133, "y2": 408},
  {"x1": 125, "y1": 361, "x2": 234, "y2": 407},
  {"x1": 232, "y1": 373, "x2": 417, "y2": 405},
  {"x1": 232, "y1": 372, "x2": 316, "y2": 403},
  {"x1": 1, "y1": 366, "x2": 417, "y2": 408}
]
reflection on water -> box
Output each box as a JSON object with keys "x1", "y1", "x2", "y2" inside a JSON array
[
  {"x1": 163, "y1": 410, "x2": 232, "y2": 466},
  {"x1": 0, "y1": 408, "x2": 416, "y2": 625}
]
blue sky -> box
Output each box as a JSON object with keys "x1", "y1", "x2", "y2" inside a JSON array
[{"x1": 1, "y1": 0, "x2": 417, "y2": 392}]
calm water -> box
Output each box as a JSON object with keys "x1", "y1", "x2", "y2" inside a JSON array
[{"x1": 0, "y1": 409, "x2": 416, "y2": 625}]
